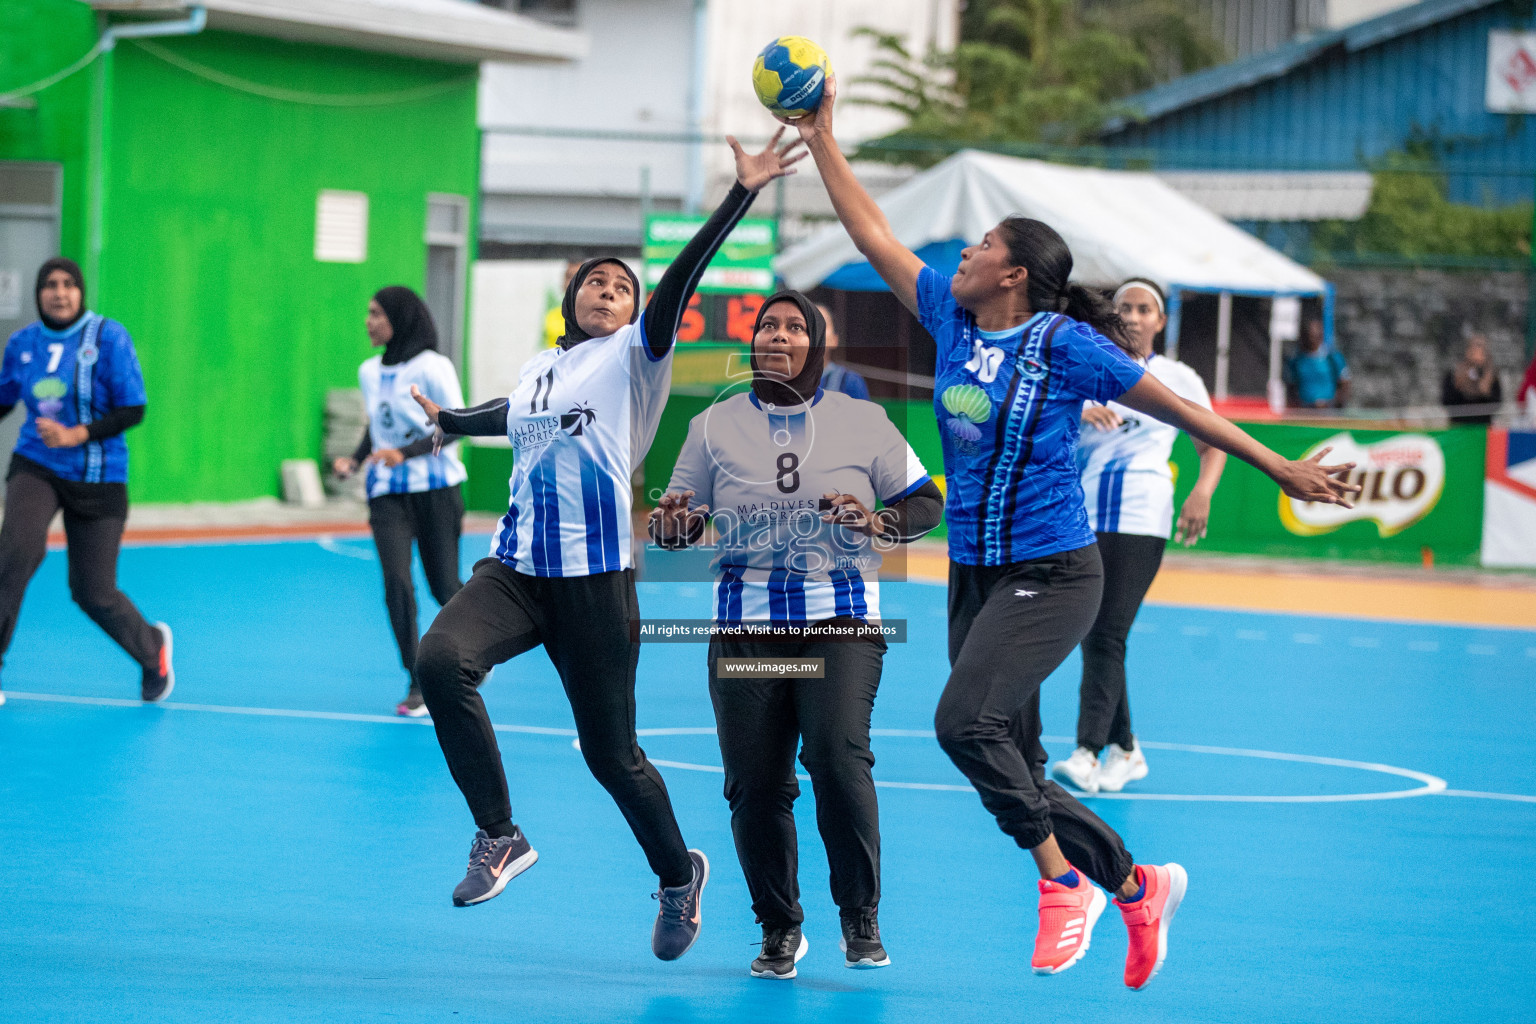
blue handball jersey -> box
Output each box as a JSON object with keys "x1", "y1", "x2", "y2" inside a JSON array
[
  {"x1": 916, "y1": 267, "x2": 1145, "y2": 565},
  {"x1": 0, "y1": 313, "x2": 147, "y2": 484}
]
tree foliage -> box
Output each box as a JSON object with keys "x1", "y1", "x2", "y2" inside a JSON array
[
  {"x1": 1312, "y1": 155, "x2": 1532, "y2": 262},
  {"x1": 850, "y1": 0, "x2": 1225, "y2": 154}
]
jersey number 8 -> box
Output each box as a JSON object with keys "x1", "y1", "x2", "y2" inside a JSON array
[{"x1": 776, "y1": 452, "x2": 800, "y2": 493}]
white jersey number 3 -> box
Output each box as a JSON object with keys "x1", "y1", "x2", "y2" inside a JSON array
[{"x1": 965, "y1": 339, "x2": 1005, "y2": 383}]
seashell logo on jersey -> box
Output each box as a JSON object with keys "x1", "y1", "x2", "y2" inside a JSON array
[
  {"x1": 32, "y1": 376, "x2": 67, "y2": 418},
  {"x1": 941, "y1": 383, "x2": 992, "y2": 451}
]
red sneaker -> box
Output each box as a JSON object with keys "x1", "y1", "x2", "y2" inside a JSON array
[
  {"x1": 1117, "y1": 863, "x2": 1188, "y2": 990},
  {"x1": 1031, "y1": 869, "x2": 1107, "y2": 975}
]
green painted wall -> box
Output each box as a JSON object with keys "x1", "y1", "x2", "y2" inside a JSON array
[
  {"x1": 4, "y1": 15, "x2": 480, "y2": 502},
  {"x1": 0, "y1": 0, "x2": 98, "y2": 261},
  {"x1": 101, "y1": 32, "x2": 479, "y2": 501}
]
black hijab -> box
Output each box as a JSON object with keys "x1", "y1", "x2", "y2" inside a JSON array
[
  {"x1": 749, "y1": 291, "x2": 826, "y2": 407},
  {"x1": 558, "y1": 258, "x2": 641, "y2": 349},
  {"x1": 36, "y1": 257, "x2": 86, "y2": 332},
  {"x1": 373, "y1": 286, "x2": 438, "y2": 366}
]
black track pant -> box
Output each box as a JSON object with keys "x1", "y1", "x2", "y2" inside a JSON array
[
  {"x1": 708, "y1": 620, "x2": 885, "y2": 929},
  {"x1": 1076, "y1": 531, "x2": 1166, "y2": 754},
  {"x1": 367, "y1": 486, "x2": 464, "y2": 684},
  {"x1": 0, "y1": 461, "x2": 160, "y2": 674},
  {"x1": 935, "y1": 545, "x2": 1135, "y2": 892},
  {"x1": 416, "y1": 558, "x2": 693, "y2": 885}
]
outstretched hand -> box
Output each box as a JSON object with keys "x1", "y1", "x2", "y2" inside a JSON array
[
  {"x1": 775, "y1": 72, "x2": 837, "y2": 145},
  {"x1": 409, "y1": 385, "x2": 441, "y2": 425},
  {"x1": 1273, "y1": 446, "x2": 1360, "y2": 507},
  {"x1": 728, "y1": 126, "x2": 808, "y2": 193}
]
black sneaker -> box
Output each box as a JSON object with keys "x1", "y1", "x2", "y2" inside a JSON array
[
  {"x1": 751, "y1": 924, "x2": 808, "y2": 980},
  {"x1": 839, "y1": 907, "x2": 890, "y2": 968},
  {"x1": 452, "y1": 827, "x2": 538, "y2": 907},
  {"x1": 651, "y1": 848, "x2": 708, "y2": 961},
  {"x1": 141, "y1": 622, "x2": 174, "y2": 702}
]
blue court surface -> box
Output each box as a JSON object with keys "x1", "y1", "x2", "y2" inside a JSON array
[{"x1": 2, "y1": 536, "x2": 1534, "y2": 1023}]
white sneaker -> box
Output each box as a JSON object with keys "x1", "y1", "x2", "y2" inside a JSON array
[
  {"x1": 1052, "y1": 746, "x2": 1100, "y2": 794},
  {"x1": 1097, "y1": 742, "x2": 1149, "y2": 793}
]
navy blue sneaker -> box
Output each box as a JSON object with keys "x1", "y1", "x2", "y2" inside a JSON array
[
  {"x1": 751, "y1": 924, "x2": 808, "y2": 979},
  {"x1": 651, "y1": 849, "x2": 708, "y2": 961},
  {"x1": 452, "y1": 828, "x2": 538, "y2": 907},
  {"x1": 141, "y1": 622, "x2": 174, "y2": 702}
]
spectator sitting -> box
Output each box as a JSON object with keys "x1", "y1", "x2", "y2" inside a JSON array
[
  {"x1": 1283, "y1": 318, "x2": 1351, "y2": 409},
  {"x1": 816, "y1": 303, "x2": 870, "y2": 400},
  {"x1": 1441, "y1": 333, "x2": 1503, "y2": 426}
]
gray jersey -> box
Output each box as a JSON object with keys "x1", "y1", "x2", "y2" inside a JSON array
[{"x1": 667, "y1": 389, "x2": 930, "y2": 625}]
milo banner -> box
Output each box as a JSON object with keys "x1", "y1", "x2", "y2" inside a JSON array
[{"x1": 1169, "y1": 423, "x2": 1485, "y2": 566}]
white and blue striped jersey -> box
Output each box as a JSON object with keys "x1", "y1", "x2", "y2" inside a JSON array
[
  {"x1": 359, "y1": 351, "x2": 468, "y2": 499},
  {"x1": 666, "y1": 389, "x2": 930, "y2": 626},
  {"x1": 490, "y1": 320, "x2": 672, "y2": 576},
  {"x1": 1076, "y1": 354, "x2": 1211, "y2": 539}
]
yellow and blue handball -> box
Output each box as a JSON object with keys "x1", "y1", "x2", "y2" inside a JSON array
[{"x1": 752, "y1": 36, "x2": 831, "y2": 119}]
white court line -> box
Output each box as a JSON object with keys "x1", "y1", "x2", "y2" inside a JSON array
[
  {"x1": 316, "y1": 536, "x2": 375, "y2": 561},
  {"x1": 9, "y1": 691, "x2": 1530, "y2": 805},
  {"x1": 1, "y1": 691, "x2": 576, "y2": 737},
  {"x1": 611, "y1": 729, "x2": 1458, "y2": 803},
  {"x1": 1438, "y1": 789, "x2": 1536, "y2": 804}
]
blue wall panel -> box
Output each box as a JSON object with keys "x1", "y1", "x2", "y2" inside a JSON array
[{"x1": 1107, "y1": 0, "x2": 1536, "y2": 203}]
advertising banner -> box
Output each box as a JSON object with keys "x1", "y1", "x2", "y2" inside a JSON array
[
  {"x1": 1482, "y1": 428, "x2": 1536, "y2": 567},
  {"x1": 1169, "y1": 423, "x2": 1485, "y2": 565},
  {"x1": 643, "y1": 214, "x2": 776, "y2": 296}
]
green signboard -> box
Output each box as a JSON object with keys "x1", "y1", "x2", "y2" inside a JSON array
[
  {"x1": 643, "y1": 214, "x2": 776, "y2": 295},
  {"x1": 1167, "y1": 422, "x2": 1485, "y2": 566}
]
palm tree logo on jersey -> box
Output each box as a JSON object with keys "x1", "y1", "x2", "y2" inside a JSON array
[{"x1": 560, "y1": 403, "x2": 597, "y2": 436}]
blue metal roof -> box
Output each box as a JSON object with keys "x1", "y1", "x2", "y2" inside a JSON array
[{"x1": 1104, "y1": 0, "x2": 1501, "y2": 130}]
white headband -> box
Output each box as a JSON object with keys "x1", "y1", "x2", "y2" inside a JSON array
[{"x1": 1113, "y1": 281, "x2": 1165, "y2": 315}]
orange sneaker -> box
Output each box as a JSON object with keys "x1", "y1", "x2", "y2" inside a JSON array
[
  {"x1": 1031, "y1": 869, "x2": 1107, "y2": 975},
  {"x1": 1117, "y1": 863, "x2": 1187, "y2": 990}
]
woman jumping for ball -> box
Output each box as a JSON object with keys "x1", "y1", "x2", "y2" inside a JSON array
[
  {"x1": 406, "y1": 132, "x2": 804, "y2": 962},
  {"x1": 650, "y1": 291, "x2": 942, "y2": 979},
  {"x1": 1052, "y1": 279, "x2": 1228, "y2": 795},
  {"x1": 783, "y1": 78, "x2": 1358, "y2": 988}
]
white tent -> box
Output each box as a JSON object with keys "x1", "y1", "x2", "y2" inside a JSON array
[{"x1": 775, "y1": 150, "x2": 1332, "y2": 402}]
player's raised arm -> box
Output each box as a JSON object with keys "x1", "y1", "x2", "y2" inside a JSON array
[
  {"x1": 1116, "y1": 374, "x2": 1359, "y2": 506},
  {"x1": 782, "y1": 76, "x2": 925, "y2": 316},
  {"x1": 640, "y1": 131, "x2": 805, "y2": 360}
]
